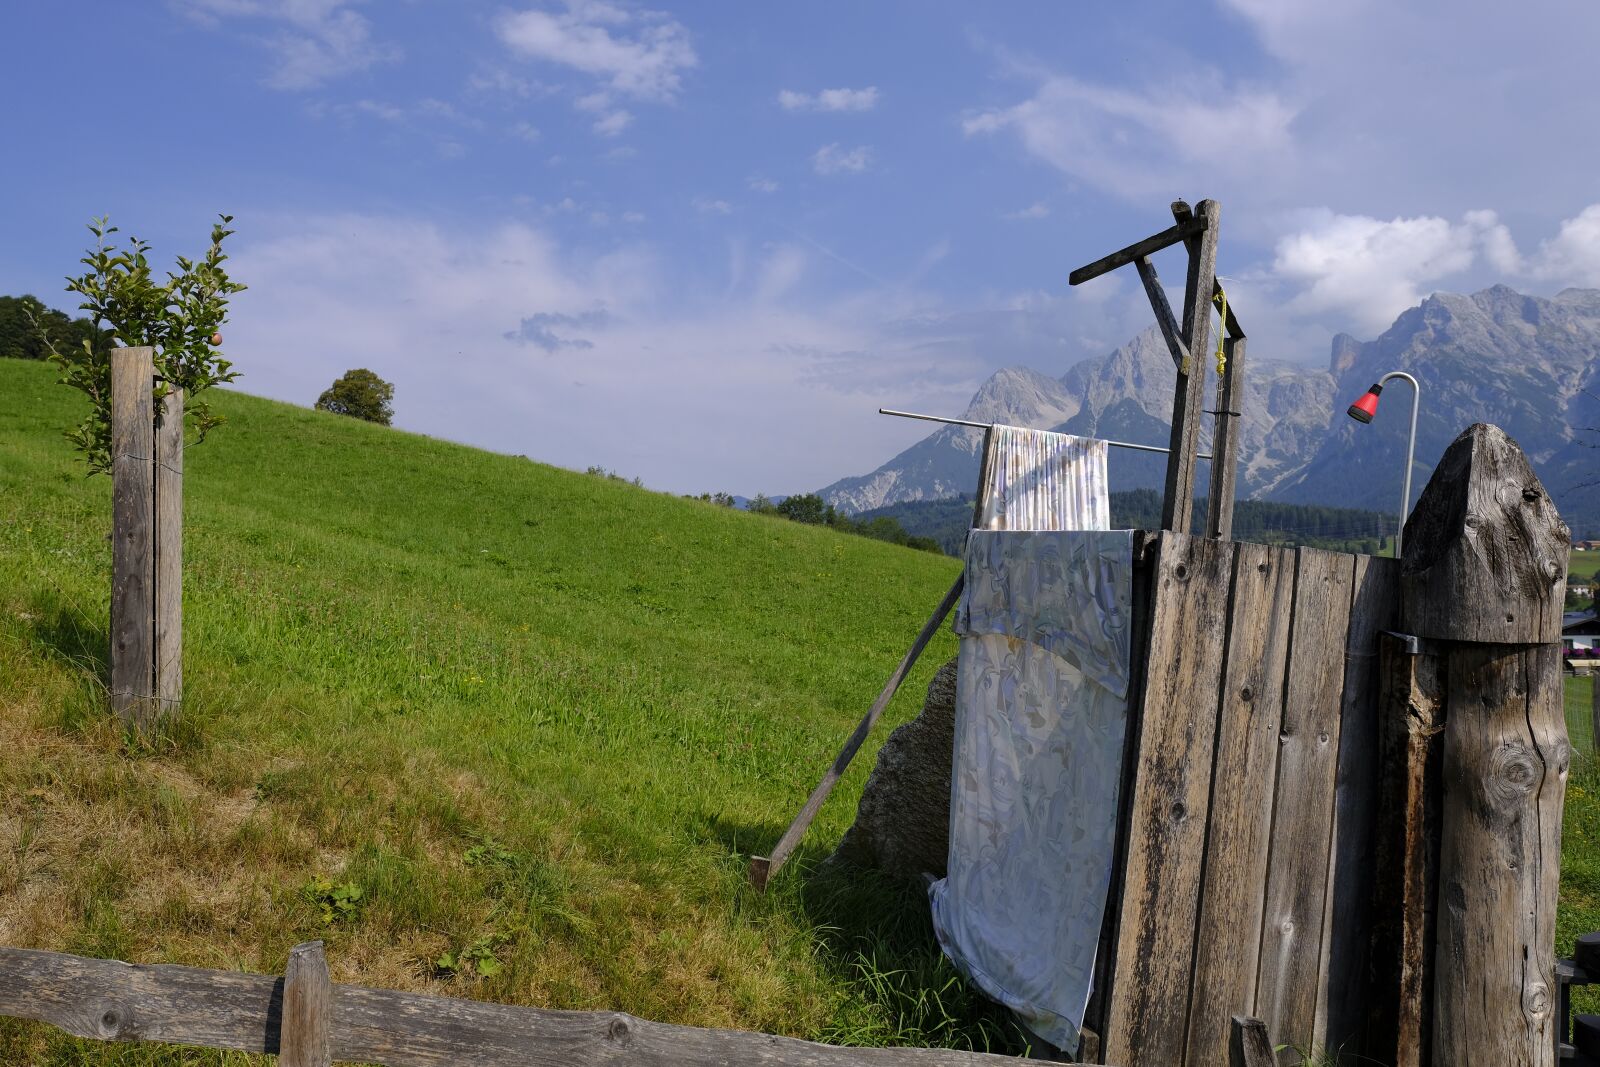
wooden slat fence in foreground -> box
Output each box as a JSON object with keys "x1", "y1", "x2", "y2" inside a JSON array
[
  {"x1": 0, "y1": 943, "x2": 1289, "y2": 1067},
  {"x1": 1093, "y1": 532, "x2": 1399, "y2": 1067}
]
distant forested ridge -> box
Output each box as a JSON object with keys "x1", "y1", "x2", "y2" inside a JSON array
[
  {"x1": 858, "y1": 489, "x2": 1396, "y2": 556},
  {"x1": 0, "y1": 295, "x2": 110, "y2": 362}
]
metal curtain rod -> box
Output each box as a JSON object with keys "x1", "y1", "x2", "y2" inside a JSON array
[{"x1": 878, "y1": 408, "x2": 1213, "y2": 460}]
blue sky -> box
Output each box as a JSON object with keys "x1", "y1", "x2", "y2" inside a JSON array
[{"x1": 4, "y1": 1, "x2": 1599, "y2": 495}]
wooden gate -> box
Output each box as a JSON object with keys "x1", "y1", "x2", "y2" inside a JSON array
[{"x1": 1083, "y1": 533, "x2": 1398, "y2": 1065}]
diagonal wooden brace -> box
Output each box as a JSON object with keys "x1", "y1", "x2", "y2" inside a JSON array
[
  {"x1": 1068, "y1": 216, "x2": 1209, "y2": 286},
  {"x1": 1136, "y1": 256, "x2": 1190, "y2": 371}
]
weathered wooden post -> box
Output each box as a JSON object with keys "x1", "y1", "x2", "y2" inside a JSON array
[
  {"x1": 280, "y1": 941, "x2": 332, "y2": 1067},
  {"x1": 110, "y1": 347, "x2": 183, "y2": 729},
  {"x1": 1400, "y1": 423, "x2": 1569, "y2": 1066},
  {"x1": 1590, "y1": 674, "x2": 1600, "y2": 762}
]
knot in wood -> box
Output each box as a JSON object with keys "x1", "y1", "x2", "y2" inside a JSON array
[
  {"x1": 94, "y1": 1000, "x2": 136, "y2": 1039},
  {"x1": 607, "y1": 1014, "x2": 633, "y2": 1045},
  {"x1": 1487, "y1": 742, "x2": 1540, "y2": 803},
  {"x1": 1522, "y1": 486, "x2": 1542, "y2": 503},
  {"x1": 1524, "y1": 981, "x2": 1552, "y2": 1020}
]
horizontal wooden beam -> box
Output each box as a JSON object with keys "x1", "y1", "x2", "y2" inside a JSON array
[
  {"x1": 1135, "y1": 256, "x2": 1189, "y2": 370},
  {"x1": 1069, "y1": 216, "x2": 1208, "y2": 286},
  {"x1": 0, "y1": 946, "x2": 1036, "y2": 1067}
]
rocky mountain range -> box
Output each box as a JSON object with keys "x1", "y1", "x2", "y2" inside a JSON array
[{"x1": 819, "y1": 285, "x2": 1600, "y2": 535}]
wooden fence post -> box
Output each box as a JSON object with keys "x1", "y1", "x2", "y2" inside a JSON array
[
  {"x1": 110, "y1": 347, "x2": 156, "y2": 728},
  {"x1": 281, "y1": 941, "x2": 332, "y2": 1067},
  {"x1": 1229, "y1": 1015, "x2": 1275, "y2": 1067},
  {"x1": 1590, "y1": 673, "x2": 1599, "y2": 762},
  {"x1": 109, "y1": 347, "x2": 182, "y2": 730},
  {"x1": 1401, "y1": 423, "x2": 1570, "y2": 1067}
]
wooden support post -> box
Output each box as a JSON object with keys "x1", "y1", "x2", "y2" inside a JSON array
[
  {"x1": 1204, "y1": 334, "x2": 1245, "y2": 541},
  {"x1": 749, "y1": 574, "x2": 965, "y2": 890},
  {"x1": 110, "y1": 347, "x2": 156, "y2": 729},
  {"x1": 155, "y1": 386, "x2": 183, "y2": 714},
  {"x1": 110, "y1": 347, "x2": 183, "y2": 730},
  {"x1": 1160, "y1": 200, "x2": 1219, "y2": 534},
  {"x1": 1229, "y1": 1016, "x2": 1275, "y2": 1067},
  {"x1": 1402, "y1": 423, "x2": 1570, "y2": 1067},
  {"x1": 1134, "y1": 256, "x2": 1189, "y2": 371},
  {"x1": 280, "y1": 941, "x2": 332, "y2": 1067}
]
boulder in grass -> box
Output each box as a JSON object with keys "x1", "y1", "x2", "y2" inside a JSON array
[{"x1": 826, "y1": 657, "x2": 957, "y2": 879}]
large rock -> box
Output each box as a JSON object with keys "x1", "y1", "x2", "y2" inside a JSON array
[{"x1": 827, "y1": 657, "x2": 958, "y2": 879}]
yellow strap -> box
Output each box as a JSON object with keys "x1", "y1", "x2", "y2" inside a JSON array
[{"x1": 1212, "y1": 285, "x2": 1228, "y2": 376}]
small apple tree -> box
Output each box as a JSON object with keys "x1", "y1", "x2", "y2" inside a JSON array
[{"x1": 39, "y1": 215, "x2": 246, "y2": 474}]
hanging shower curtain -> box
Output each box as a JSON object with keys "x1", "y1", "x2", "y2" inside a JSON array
[{"x1": 928, "y1": 426, "x2": 1132, "y2": 1056}]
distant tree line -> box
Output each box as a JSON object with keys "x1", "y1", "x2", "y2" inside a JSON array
[
  {"x1": 743, "y1": 492, "x2": 942, "y2": 553},
  {"x1": 0, "y1": 294, "x2": 111, "y2": 362},
  {"x1": 859, "y1": 488, "x2": 1397, "y2": 556}
]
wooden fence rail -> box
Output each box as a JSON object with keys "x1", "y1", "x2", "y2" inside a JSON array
[{"x1": 0, "y1": 943, "x2": 1285, "y2": 1067}]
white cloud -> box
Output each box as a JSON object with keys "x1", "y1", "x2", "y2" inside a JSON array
[
  {"x1": 778, "y1": 86, "x2": 878, "y2": 112},
  {"x1": 592, "y1": 109, "x2": 633, "y2": 136},
  {"x1": 1003, "y1": 202, "x2": 1050, "y2": 221},
  {"x1": 812, "y1": 143, "x2": 872, "y2": 175},
  {"x1": 495, "y1": 2, "x2": 696, "y2": 102},
  {"x1": 693, "y1": 197, "x2": 733, "y2": 216},
  {"x1": 510, "y1": 121, "x2": 541, "y2": 142},
  {"x1": 963, "y1": 73, "x2": 1297, "y2": 203},
  {"x1": 748, "y1": 176, "x2": 779, "y2": 194},
  {"x1": 1272, "y1": 209, "x2": 1517, "y2": 331},
  {"x1": 177, "y1": 0, "x2": 400, "y2": 89},
  {"x1": 223, "y1": 213, "x2": 993, "y2": 495},
  {"x1": 1526, "y1": 205, "x2": 1600, "y2": 288}
]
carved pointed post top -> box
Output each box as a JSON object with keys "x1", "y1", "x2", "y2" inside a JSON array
[{"x1": 1401, "y1": 422, "x2": 1569, "y2": 644}]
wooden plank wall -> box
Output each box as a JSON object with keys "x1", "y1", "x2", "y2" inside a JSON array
[{"x1": 1097, "y1": 533, "x2": 1400, "y2": 1067}]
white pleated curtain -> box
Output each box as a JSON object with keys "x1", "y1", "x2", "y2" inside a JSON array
[{"x1": 929, "y1": 425, "x2": 1132, "y2": 1056}]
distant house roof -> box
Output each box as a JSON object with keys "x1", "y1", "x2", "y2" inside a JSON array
[{"x1": 1565, "y1": 609, "x2": 1600, "y2": 634}]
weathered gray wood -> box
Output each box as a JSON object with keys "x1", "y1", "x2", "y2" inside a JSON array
[
  {"x1": 282, "y1": 941, "x2": 332, "y2": 1067},
  {"x1": 1253, "y1": 548, "x2": 1354, "y2": 1062},
  {"x1": 110, "y1": 347, "x2": 156, "y2": 729},
  {"x1": 1315, "y1": 554, "x2": 1401, "y2": 1054},
  {"x1": 0, "y1": 946, "x2": 1036, "y2": 1066},
  {"x1": 1134, "y1": 256, "x2": 1190, "y2": 371},
  {"x1": 1204, "y1": 335, "x2": 1246, "y2": 541},
  {"x1": 1160, "y1": 200, "x2": 1219, "y2": 534},
  {"x1": 1432, "y1": 643, "x2": 1567, "y2": 1066},
  {"x1": 1067, "y1": 216, "x2": 1208, "y2": 286},
  {"x1": 1103, "y1": 534, "x2": 1236, "y2": 1066},
  {"x1": 1401, "y1": 423, "x2": 1569, "y2": 644},
  {"x1": 1367, "y1": 632, "x2": 1444, "y2": 1067},
  {"x1": 1183, "y1": 542, "x2": 1295, "y2": 1066},
  {"x1": 750, "y1": 573, "x2": 965, "y2": 890},
  {"x1": 155, "y1": 386, "x2": 183, "y2": 715},
  {"x1": 1214, "y1": 279, "x2": 1245, "y2": 339},
  {"x1": 1229, "y1": 1016, "x2": 1275, "y2": 1067},
  {"x1": 1402, "y1": 423, "x2": 1571, "y2": 1066}
]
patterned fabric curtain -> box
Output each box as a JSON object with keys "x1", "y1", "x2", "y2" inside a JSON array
[{"x1": 929, "y1": 425, "x2": 1130, "y2": 1056}]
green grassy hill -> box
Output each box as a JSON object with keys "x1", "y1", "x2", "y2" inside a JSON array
[
  {"x1": 1, "y1": 354, "x2": 1596, "y2": 1062},
  {"x1": 0, "y1": 357, "x2": 1017, "y2": 1062}
]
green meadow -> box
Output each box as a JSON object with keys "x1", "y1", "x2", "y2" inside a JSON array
[{"x1": 0, "y1": 354, "x2": 1596, "y2": 1061}]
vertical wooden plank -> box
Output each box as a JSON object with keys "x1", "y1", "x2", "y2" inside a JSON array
[
  {"x1": 155, "y1": 387, "x2": 183, "y2": 715},
  {"x1": 1102, "y1": 533, "x2": 1236, "y2": 1066},
  {"x1": 1204, "y1": 335, "x2": 1246, "y2": 541},
  {"x1": 1253, "y1": 547, "x2": 1354, "y2": 1062},
  {"x1": 1183, "y1": 542, "x2": 1295, "y2": 1065},
  {"x1": 1083, "y1": 531, "x2": 1157, "y2": 1061},
  {"x1": 110, "y1": 347, "x2": 155, "y2": 730},
  {"x1": 1432, "y1": 644, "x2": 1566, "y2": 1067},
  {"x1": 1591, "y1": 672, "x2": 1599, "y2": 761},
  {"x1": 1314, "y1": 554, "x2": 1401, "y2": 1055},
  {"x1": 1366, "y1": 633, "x2": 1444, "y2": 1067},
  {"x1": 280, "y1": 941, "x2": 332, "y2": 1067},
  {"x1": 1160, "y1": 199, "x2": 1219, "y2": 534}
]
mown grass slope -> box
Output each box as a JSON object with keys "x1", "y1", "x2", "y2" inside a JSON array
[
  {"x1": 2, "y1": 354, "x2": 1597, "y2": 1061},
  {"x1": 0, "y1": 357, "x2": 1025, "y2": 1063}
]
